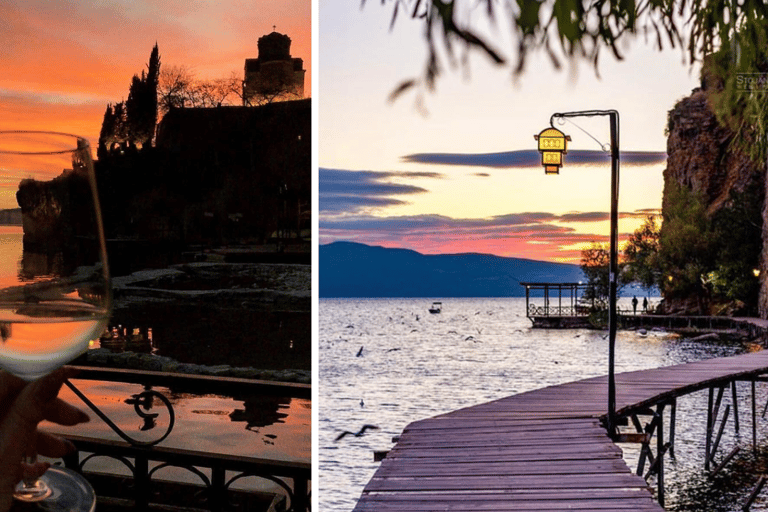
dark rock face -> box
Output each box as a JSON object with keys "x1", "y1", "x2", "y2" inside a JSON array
[
  {"x1": 664, "y1": 89, "x2": 761, "y2": 216},
  {"x1": 663, "y1": 85, "x2": 767, "y2": 316}
]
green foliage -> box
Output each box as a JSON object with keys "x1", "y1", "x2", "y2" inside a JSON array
[
  {"x1": 658, "y1": 183, "x2": 714, "y2": 303},
  {"x1": 580, "y1": 242, "x2": 626, "y2": 308},
  {"x1": 656, "y1": 181, "x2": 763, "y2": 314},
  {"x1": 623, "y1": 215, "x2": 661, "y2": 292},
  {"x1": 581, "y1": 242, "x2": 610, "y2": 307},
  {"x1": 709, "y1": 183, "x2": 763, "y2": 310},
  {"x1": 707, "y1": 19, "x2": 768, "y2": 165}
]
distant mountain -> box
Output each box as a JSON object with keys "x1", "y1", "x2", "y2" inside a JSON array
[{"x1": 319, "y1": 241, "x2": 586, "y2": 298}]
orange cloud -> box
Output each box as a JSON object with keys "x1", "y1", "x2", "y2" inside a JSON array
[
  {"x1": 0, "y1": 91, "x2": 106, "y2": 146},
  {"x1": 0, "y1": 1, "x2": 311, "y2": 140}
]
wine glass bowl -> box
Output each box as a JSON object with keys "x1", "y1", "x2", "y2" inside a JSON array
[
  {"x1": 0, "y1": 131, "x2": 110, "y2": 511},
  {"x1": 0, "y1": 131, "x2": 111, "y2": 381}
]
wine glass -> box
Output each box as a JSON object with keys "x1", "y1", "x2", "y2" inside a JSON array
[{"x1": 0, "y1": 131, "x2": 111, "y2": 511}]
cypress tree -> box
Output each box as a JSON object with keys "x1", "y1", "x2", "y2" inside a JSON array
[
  {"x1": 125, "y1": 44, "x2": 160, "y2": 148},
  {"x1": 97, "y1": 104, "x2": 115, "y2": 161}
]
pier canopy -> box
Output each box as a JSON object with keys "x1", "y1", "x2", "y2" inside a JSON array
[{"x1": 521, "y1": 282, "x2": 594, "y2": 327}]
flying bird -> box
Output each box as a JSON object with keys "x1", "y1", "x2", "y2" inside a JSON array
[{"x1": 334, "y1": 425, "x2": 380, "y2": 442}]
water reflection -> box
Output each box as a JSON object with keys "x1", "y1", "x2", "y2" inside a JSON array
[
  {"x1": 0, "y1": 229, "x2": 310, "y2": 371},
  {"x1": 106, "y1": 305, "x2": 310, "y2": 370},
  {"x1": 99, "y1": 325, "x2": 155, "y2": 354},
  {"x1": 230, "y1": 395, "x2": 290, "y2": 429},
  {"x1": 49, "y1": 379, "x2": 311, "y2": 462}
]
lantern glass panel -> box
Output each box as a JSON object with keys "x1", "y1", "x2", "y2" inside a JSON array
[{"x1": 542, "y1": 152, "x2": 562, "y2": 165}]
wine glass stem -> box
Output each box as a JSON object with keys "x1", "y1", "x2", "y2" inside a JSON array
[
  {"x1": 15, "y1": 446, "x2": 52, "y2": 501},
  {"x1": 23, "y1": 453, "x2": 38, "y2": 487}
]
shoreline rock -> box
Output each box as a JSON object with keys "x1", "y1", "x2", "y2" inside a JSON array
[{"x1": 78, "y1": 348, "x2": 311, "y2": 385}]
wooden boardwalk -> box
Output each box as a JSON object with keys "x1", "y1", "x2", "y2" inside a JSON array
[{"x1": 353, "y1": 350, "x2": 768, "y2": 511}]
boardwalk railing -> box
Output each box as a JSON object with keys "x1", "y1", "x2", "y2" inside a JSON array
[{"x1": 57, "y1": 366, "x2": 311, "y2": 512}]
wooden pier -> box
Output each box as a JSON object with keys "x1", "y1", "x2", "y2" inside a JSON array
[{"x1": 353, "y1": 349, "x2": 768, "y2": 511}]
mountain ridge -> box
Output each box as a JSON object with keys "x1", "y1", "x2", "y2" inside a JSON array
[{"x1": 319, "y1": 241, "x2": 586, "y2": 298}]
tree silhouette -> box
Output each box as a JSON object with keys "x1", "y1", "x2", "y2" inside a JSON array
[
  {"x1": 158, "y1": 66, "x2": 244, "y2": 115},
  {"x1": 99, "y1": 45, "x2": 160, "y2": 155},
  {"x1": 125, "y1": 43, "x2": 160, "y2": 148}
]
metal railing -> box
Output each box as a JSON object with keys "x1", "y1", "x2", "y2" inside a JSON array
[
  {"x1": 527, "y1": 304, "x2": 591, "y2": 317},
  {"x1": 58, "y1": 366, "x2": 311, "y2": 511}
]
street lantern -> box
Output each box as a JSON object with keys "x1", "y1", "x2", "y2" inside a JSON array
[
  {"x1": 536, "y1": 110, "x2": 621, "y2": 439},
  {"x1": 534, "y1": 127, "x2": 571, "y2": 174}
]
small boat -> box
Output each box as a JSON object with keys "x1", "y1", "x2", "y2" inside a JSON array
[{"x1": 429, "y1": 302, "x2": 442, "y2": 314}]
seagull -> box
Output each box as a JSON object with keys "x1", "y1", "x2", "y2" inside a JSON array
[{"x1": 334, "y1": 425, "x2": 380, "y2": 442}]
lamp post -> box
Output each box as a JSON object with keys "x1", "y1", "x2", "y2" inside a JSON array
[{"x1": 535, "y1": 109, "x2": 620, "y2": 436}]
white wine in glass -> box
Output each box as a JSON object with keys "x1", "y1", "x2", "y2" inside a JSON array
[{"x1": 0, "y1": 131, "x2": 111, "y2": 512}]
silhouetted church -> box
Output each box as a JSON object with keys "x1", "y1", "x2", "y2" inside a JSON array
[
  {"x1": 153, "y1": 98, "x2": 311, "y2": 246},
  {"x1": 243, "y1": 31, "x2": 305, "y2": 105},
  {"x1": 91, "y1": 33, "x2": 309, "y2": 267}
]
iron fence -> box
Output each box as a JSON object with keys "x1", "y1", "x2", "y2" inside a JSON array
[{"x1": 57, "y1": 366, "x2": 310, "y2": 511}]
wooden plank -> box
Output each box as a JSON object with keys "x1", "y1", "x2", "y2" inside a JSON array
[
  {"x1": 375, "y1": 460, "x2": 636, "y2": 477},
  {"x1": 381, "y1": 451, "x2": 624, "y2": 464},
  {"x1": 385, "y1": 444, "x2": 623, "y2": 458},
  {"x1": 359, "y1": 488, "x2": 656, "y2": 501},
  {"x1": 355, "y1": 500, "x2": 661, "y2": 511},
  {"x1": 395, "y1": 433, "x2": 613, "y2": 447},
  {"x1": 364, "y1": 473, "x2": 650, "y2": 491},
  {"x1": 356, "y1": 501, "x2": 661, "y2": 511}
]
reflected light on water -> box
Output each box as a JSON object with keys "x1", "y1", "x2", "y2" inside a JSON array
[{"x1": 45, "y1": 379, "x2": 310, "y2": 462}]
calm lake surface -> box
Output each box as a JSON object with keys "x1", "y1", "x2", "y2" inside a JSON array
[
  {"x1": 0, "y1": 227, "x2": 310, "y2": 494},
  {"x1": 320, "y1": 297, "x2": 768, "y2": 512}
]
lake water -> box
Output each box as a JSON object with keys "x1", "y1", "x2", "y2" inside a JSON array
[
  {"x1": 0, "y1": 227, "x2": 311, "y2": 495},
  {"x1": 44, "y1": 379, "x2": 310, "y2": 489},
  {"x1": 319, "y1": 297, "x2": 768, "y2": 512}
]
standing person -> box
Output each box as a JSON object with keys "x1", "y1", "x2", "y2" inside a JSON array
[
  {"x1": 632, "y1": 296, "x2": 638, "y2": 315},
  {"x1": 643, "y1": 297, "x2": 649, "y2": 313}
]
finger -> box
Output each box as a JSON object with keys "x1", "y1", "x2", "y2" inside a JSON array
[
  {"x1": 10, "y1": 368, "x2": 74, "y2": 426},
  {"x1": 0, "y1": 368, "x2": 73, "y2": 480},
  {"x1": 36, "y1": 432, "x2": 77, "y2": 459},
  {"x1": 43, "y1": 398, "x2": 90, "y2": 427},
  {"x1": 0, "y1": 371, "x2": 26, "y2": 404}
]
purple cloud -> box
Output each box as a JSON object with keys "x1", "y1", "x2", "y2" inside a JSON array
[{"x1": 401, "y1": 149, "x2": 666, "y2": 168}]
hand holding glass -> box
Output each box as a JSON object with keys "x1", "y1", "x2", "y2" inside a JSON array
[{"x1": 0, "y1": 131, "x2": 111, "y2": 511}]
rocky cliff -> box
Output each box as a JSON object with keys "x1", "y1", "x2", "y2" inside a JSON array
[
  {"x1": 664, "y1": 88, "x2": 762, "y2": 215},
  {"x1": 663, "y1": 81, "x2": 766, "y2": 315}
]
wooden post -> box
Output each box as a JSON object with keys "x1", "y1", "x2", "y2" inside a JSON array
[
  {"x1": 706, "y1": 387, "x2": 714, "y2": 471},
  {"x1": 525, "y1": 285, "x2": 530, "y2": 319},
  {"x1": 753, "y1": 379, "x2": 758, "y2": 455},
  {"x1": 732, "y1": 380, "x2": 740, "y2": 433},
  {"x1": 669, "y1": 398, "x2": 677, "y2": 459}
]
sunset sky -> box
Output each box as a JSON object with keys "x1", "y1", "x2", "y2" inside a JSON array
[
  {"x1": 0, "y1": 0, "x2": 310, "y2": 145},
  {"x1": 319, "y1": 3, "x2": 701, "y2": 263}
]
